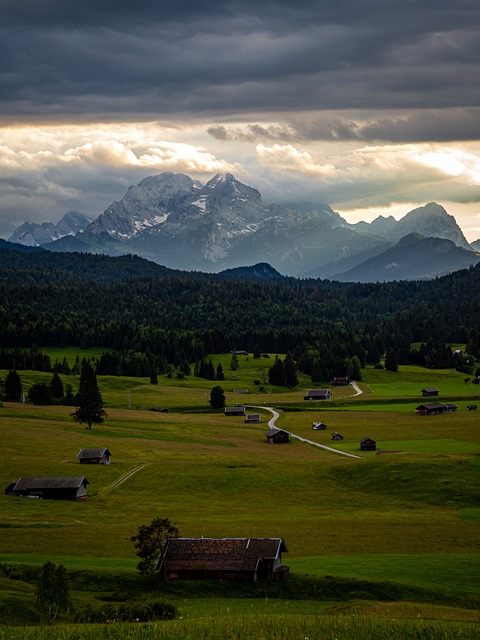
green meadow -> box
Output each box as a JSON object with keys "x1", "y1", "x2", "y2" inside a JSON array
[{"x1": 1, "y1": 355, "x2": 479, "y2": 636}]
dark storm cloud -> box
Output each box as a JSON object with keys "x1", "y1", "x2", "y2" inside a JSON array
[
  {"x1": 210, "y1": 109, "x2": 480, "y2": 144},
  {"x1": 1, "y1": 0, "x2": 479, "y2": 126}
]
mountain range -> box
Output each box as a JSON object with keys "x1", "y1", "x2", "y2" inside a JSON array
[{"x1": 7, "y1": 172, "x2": 480, "y2": 281}]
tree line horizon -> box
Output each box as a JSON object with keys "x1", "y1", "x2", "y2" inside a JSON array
[{"x1": 0, "y1": 249, "x2": 479, "y2": 386}]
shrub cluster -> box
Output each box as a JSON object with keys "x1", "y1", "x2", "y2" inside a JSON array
[
  {"x1": 74, "y1": 600, "x2": 177, "y2": 623},
  {"x1": 0, "y1": 561, "x2": 25, "y2": 581}
]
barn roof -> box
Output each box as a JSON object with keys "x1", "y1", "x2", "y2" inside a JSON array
[
  {"x1": 11, "y1": 477, "x2": 89, "y2": 491},
  {"x1": 156, "y1": 537, "x2": 287, "y2": 573},
  {"x1": 416, "y1": 402, "x2": 446, "y2": 410},
  {"x1": 360, "y1": 437, "x2": 376, "y2": 444},
  {"x1": 306, "y1": 389, "x2": 330, "y2": 396},
  {"x1": 76, "y1": 448, "x2": 111, "y2": 459},
  {"x1": 265, "y1": 428, "x2": 288, "y2": 437}
]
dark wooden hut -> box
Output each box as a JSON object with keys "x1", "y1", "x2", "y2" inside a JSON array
[{"x1": 155, "y1": 537, "x2": 289, "y2": 582}]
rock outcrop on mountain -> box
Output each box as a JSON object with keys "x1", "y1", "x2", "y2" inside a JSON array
[
  {"x1": 351, "y1": 203, "x2": 470, "y2": 249},
  {"x1": 46, "y1": 172, "x2": 390, "y2": 276},
  {"x1": 8, "y1": 211, "x2": 93, "y2": 247}
]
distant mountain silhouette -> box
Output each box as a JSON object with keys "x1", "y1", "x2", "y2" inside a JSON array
[
  {"x1": 220, "y1": 262, "x2": 283, "y2": 279},
  {"x1": 333, "y1": 234, "x2": 480, "y2": 282}
]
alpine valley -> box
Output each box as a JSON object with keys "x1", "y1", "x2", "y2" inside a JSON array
[{"x1": 7, "y1": 172, "x2": 480, "y2": 282}]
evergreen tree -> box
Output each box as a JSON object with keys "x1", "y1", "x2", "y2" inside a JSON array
[
  {"x1": 209, "y1": 385, "x2": 226, "y2": 409},
  {"x1": 62, "y1": 357, "x2": 71, "y2": 375},
  {"x1": 71, "y1": 362, "x2": 107, "y2": 429},
  {"x1": 150, "y1": 369, "x2": 158, "y2": 384},
  {"x1": 349, "y1": 355, "x2": 362, "y2": 381},
  {"x1": 63, "y1": 384, "x2": 75, "y2": 406},
  {"x1": 205, "y1": 358, "x2": 215, "y2": 380},
  {"x1": 268, "y1": 355, "x2": 285, "y2": 386},
  {"x1": 310, "y1": 357, "x2": 324, "y2": 383},
  {"x1": 284, "y1": 352, "x2": 298, "y2": 387},
  {"x1": 28, "y1": 383, "x2": 52, "y2": 405},
  {"x1": 215, "y1": 362, "x2": 225, "y2": 380},
  {"x1": 71, "y1": 355, "x2": 81, "y2": 376},
  {"x1": 4, "y1": 370, "x2": 22, "y2": 402},
  {"x1": 50, "y1": 372, "x2": 64, "y2": 399},
  {"x1": 230, "y1": 352, "x2": 239, "y2": 371},
  {"x1": 385, "y1": 348, "x2": 398, "y2": 372},
  {"x1": 180, "y1": 360, "x2": 191, "y2": 376},
  {"x1": 36, "y1": 561, "x2": 70, "y2": 624}
]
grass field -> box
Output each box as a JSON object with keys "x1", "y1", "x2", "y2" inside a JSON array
[{"x1": 1, "y1": 357, "x2": 479, "y2": 635}]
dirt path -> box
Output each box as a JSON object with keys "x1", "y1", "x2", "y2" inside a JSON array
[
  {"x1": 246, "y1": 405, "x2": 361, "y2": 459},
  {"x1": 350, "y1": 380, "x2": 362, "y2": 396},
  {"x1": 101, "y1": 464, "x2": 146, "y2": 494}
]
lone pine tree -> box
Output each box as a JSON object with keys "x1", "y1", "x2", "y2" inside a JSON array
[{"x1": 72, "y1": 362, "x2": 107, "y2": 429}]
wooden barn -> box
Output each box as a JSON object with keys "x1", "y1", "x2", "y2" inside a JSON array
[
  {"x1": 304, "y1": 389, "x2": 331, "y2": 401},
  {"x1": 245, "y1": 414, "x2": 261, "y2": 423},
  {"x1": 312, "y1": 422, "x2": 326, "y2": 430},
  {"x1": 266, "y1": 428, "x2": 290, "y2": 444},
  {"x1": 331, "y1": 432, "x2": 344, "y2": 441},
  {"x1": 360, "y1": 437, "x2": 376, "y2": 451},
  {"x1": 421, "y1": 388, "x2": 439, "y2": 397},
  {"x1": 224, "y1": 406, "x2": 245, "y2": 416},
  {"x1": 415, "y1": 402, "x2": 447, "y2": 415},
  {"x1": 155, "y1": 537, "x2": 289, "y2": 582},
  {"x1": 332, "y1": 376, "x2": 350, "y2": 386},
  {"x1": 4, "y1": 477, "x2": 89, "y2": 500},
  {"x1": 467, "y1": 404, "x2": 478, "y2": 411},
  {"x1": 76, "y1": 447, "x2": 111, "y2": 464},
  {"x1": 444, "y1": 403, "x2": 458, "y2": 412}
]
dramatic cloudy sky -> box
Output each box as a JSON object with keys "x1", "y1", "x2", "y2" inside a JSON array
[{"x1": 1, "y1": 0, "x2": 480, "y2": 240}]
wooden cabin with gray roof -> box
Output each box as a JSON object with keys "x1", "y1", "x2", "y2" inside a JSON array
[
  {"x1": 4, "y1": 477, "x2": 89, "y2": 500},
  {"x1": 76, "y1": 447, "x2": 112, "y2": 464}
]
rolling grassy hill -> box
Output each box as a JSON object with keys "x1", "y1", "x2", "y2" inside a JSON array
[{"x1": 1, "y1": 358, "x2": 479, "y2": 634}]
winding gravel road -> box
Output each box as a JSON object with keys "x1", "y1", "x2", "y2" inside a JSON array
[{"x1": 247, "y1": 404, "x2": 361, "y2": 459}]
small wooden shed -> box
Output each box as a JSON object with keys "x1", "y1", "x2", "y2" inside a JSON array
[
  {"x1": 467, "y1": 404, "x2": 478, "y2": 411},
  {"x1": 331, "y1": 432, "x2": 344, "y2": 441},
  {"x1": 360, "y1": 437, "x2": 376, "y2": 451},
  {"x1": 266, "y1": 428, "x2": 290, "y2": 444},
  {"x1": 332, "y1": 376, "x2": 350, "y2": 386},
  {"x1": 245, "y1": 414, "x2": 261, "y2": 423},
  {"x1": 304, "y1": 389, "x2": 331, "y2": 401},
  {"x1": 76, "y1": 447, "x2": 112, "y2": 464},
  {"x1": 312, "y1": 422, "x2": 326, "y2": 430},
  {"x1": 415, "y1": 402, "x2": 447, "y2": 415},
  {"x1": 444, "y1": 403, "x2": 458, "y2": 412},
  {"x1": 421, "y1": 388, "x2": 439, "y2": 397},
  {"x1": 224, "y1": 407, "x2": 245, "y2": 416}
]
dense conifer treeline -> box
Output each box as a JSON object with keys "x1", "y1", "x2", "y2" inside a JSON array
[{"x1": 0, "y1": 248, "x2": 479, "y2": 379}]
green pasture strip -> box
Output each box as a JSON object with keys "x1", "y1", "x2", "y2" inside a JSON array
[
  {"x1": 2, "y1": 552, "x2": 479, "y2": 597},
  {"x1": 376, "y1": 439, "x2": 480, "y2": 454},
  {"x1": 1, "y1": 616, "x2": 479, "y2": 640},
  {"x1": 290, "y1": 554, "x2": 480, "y2": 596},
  {"x1": 332, "y1": 439, "x2": 480, "y2": 455},
  {"x1": 0, "y1": 554, "x2": 136, "y2": 570},
  {"x1": 174, "y1": 597, "x2": 480, "y2": 622},
  {"x1": 458, "y1": 508, "x2": 480, "y2": 522},
  {"x1": 41, "y1": 347, "x2": 111, "y2": 366}
]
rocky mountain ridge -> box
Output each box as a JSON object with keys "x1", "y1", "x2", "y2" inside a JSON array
[
  {"x1": 8, "y1": 211, "x2": 93, "y2": 246},
  {"x1": 8, "y1": 172, "x2": 478, "y2": 280}
]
